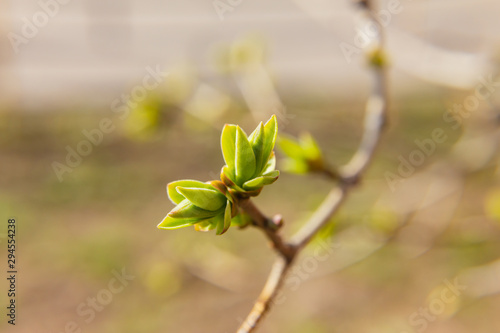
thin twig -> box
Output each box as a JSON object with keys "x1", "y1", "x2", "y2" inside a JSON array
[
  {"x1": 236, "y1": 1, "x2": 389, "y2": 332},
  {"x1": 290, "y1": 185, "x2": 348, "y2": 248},
  {"x1": 236, "y1": 257, "x2": 291, "y2": 333},
  {"x1": 292, "y1": 66, "x2": 388, "y2": 249},
  {"x1": 239, "y1": 198, "x2": 296, "y2": 261},
  {"x1": 319, "y1": 165, "x2": 341, "y2": 181},
  {"x1": 293, "y1": 0, "x2": 389, "y2": 249}
]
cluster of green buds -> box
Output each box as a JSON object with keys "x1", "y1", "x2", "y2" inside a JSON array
[
  {"x1": 158, "y1": 115, "x2": 278, "y2": 235},
  {"x1": 278, "y1": 132, "x2": 325, "y2": 175},
  {"x1": 220, "y1": 115, "x2": 279, "y2": 197}
]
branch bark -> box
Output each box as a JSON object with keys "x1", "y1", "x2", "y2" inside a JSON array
[
  {"x1": 239, "y1": 198, "x2": 296, "y2": 262},
  {"x1": 236, "y1": 257, "x2": 291, "y2": 333},
  {"x1": 237, "y1": 1, "x2": 389, "y2": 331}
]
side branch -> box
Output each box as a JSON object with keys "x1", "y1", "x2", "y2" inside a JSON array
[
  {"x1": 237, "y1": 1, "x2": 389, "y2": 332},
  {"x1": 291, "y1": 3, "x2": 389, "y2": 250},
  {"x1": 291, "y1": 66, "x2": 388, "y2": 249}
]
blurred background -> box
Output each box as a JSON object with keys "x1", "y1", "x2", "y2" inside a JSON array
[{"x1": 1, "y1": 0, "x2": 500, "y2": 332}]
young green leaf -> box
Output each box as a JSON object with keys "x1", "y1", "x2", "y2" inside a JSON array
[
  {"x1": 235, "y1": 126, "x2": 256, "y2": 184},
  {"x1": 258, "y1": 115, "x2": 278, "y2": 173},
  {"x1": 221, "y1": 124, "x2": 237, "y2": 173},
  {"x1": 194, "y1": 221, "x2": 213, "y2": 232},
  {"x1": 216, "y1": 200, "x2": 232, "y2": 235},
  {"x1": 242, "y1": 171, "x2": 279, "y2": 190},
  {"x1": 176, "y1": 187, "x2": 226, "y2": 211},
  {"x1": 169, "y1": 199, "x2": 220, "y2": 219},
  {"x1": 158, "y1": 215, "x2": 197, "y2": 230},
  {"x1": 195, "y1": 215, "x2": 221, "y2": 232},
  {"x1": 194, "y1": 213, "x2": 224, "y2": 231},
  {"x1": 249, "y1": 122, "x2": 265, "y2": 176},
  {"x1": 263, "y1": 152, "x2": 276, "y2": 174},
  {"x1": 221, "y1": 166, "x2": 244, "y2": 192},
  {"x1": 167, "y1": 180, "x2": 214, "y2": 205},
  {"x1": 263, "y1": 170, "x2": 279, "y2": 178}
]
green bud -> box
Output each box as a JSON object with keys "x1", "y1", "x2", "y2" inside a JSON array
[
  {"x1": 235, "y1": 126, "x2": 256, "y2": 184},
  {"x1": 219, "y1": 115, "x2": 279, "y2": 196},
  {"x1": 157, "y1": 215, "x2": 199, "y2": 230},
  {"x1": 278, "y1": 132, "x2": 325, "y2": 174},
  {"x1": 221, "y1": 124, "x2": 237, "y2": 177},
  {"x1": 168, "y1": 199, "x2": 221, "y2": 219},
  {"x1": 216, "y1": 200, "x2": 233, "y2": 235},
  {"x1": 282, "y1": 158, "x2": 309, "y2": 174},
  {"x1": 299, "y1": 133, "x2": 322, "y2": 161},
  {"x1": 167, "y1": 180, "x2": 215, "y2": 205},
  {"x1": 159, "y1": 180, "x2": 230, "y2": 233},
  {"x1": 248, "y1": 122, "x2": 265, "y2": 174},
  {"x1": 194, "y1": 217, "x2": 219, "y2": 232},
  {"x1": 242, "y1": 171, "x2": 280, "y2": 191},
  {"x1": 159, "y1": 115, "x2": 280, "y2": 234},
  {"x1": 176, "y1": 187, "x2": 226, "y2": 211},
  {"x1": 259, "y1": 115, "x2": 278, "y2": 174},
  {"x1": 278, "y1": 135, "x2": 304, "y2": 160}
]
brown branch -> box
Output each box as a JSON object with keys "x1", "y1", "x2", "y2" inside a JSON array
[
  {"x1": 236, "y1": 1, "x2": 389, "y2": 332},
  {"x1": 292, "y1": 0, "x2": 389, "y2": 249},
  {"x1": 290, "y1": 185, "x2": 349, "y2": 248},
  {"x1": 292, "y1": 66, "x2": 388, "y2": 249},
  {"x1": 236, "y1": 257, "x2": 291, "y2": 333},
  {"x1": 319, "y1": 165, "x2": 341, "y2": 181},
  {"x1": 238, "y1": 198, "x2": 296, "y2": 262}
]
